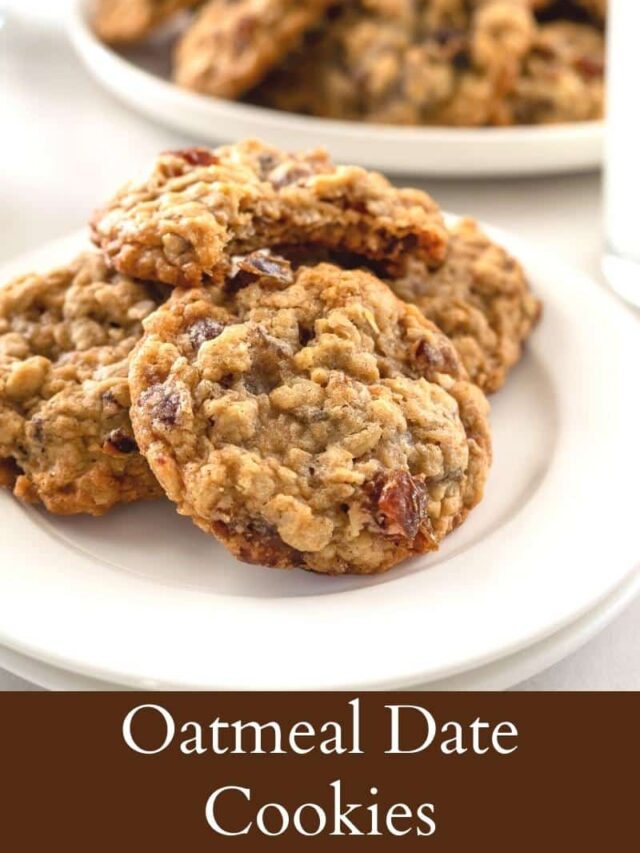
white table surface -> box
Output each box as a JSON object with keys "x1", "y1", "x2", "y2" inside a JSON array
[{"x1": 1, "y1": 2, "x2": 638, "y2": 691}]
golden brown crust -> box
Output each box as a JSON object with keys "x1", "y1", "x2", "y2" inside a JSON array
[
  {"x1": 0, "y1": 253, "x2": 164, "y2": 515},
  {"x1": 91, "y1": 140, "x2": 448, "y2": 288},
  {"x1": 130, "y1": 258, "x2": 491, "y2": 574}
]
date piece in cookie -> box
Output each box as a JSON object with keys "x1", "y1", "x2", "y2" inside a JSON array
[
  {"x1": 174, "y1": 0, "x2": 335, "y2": 99},
  {"x1": 387, "y1": 219, "x2": 541, "y2": 394},
  {"x1": 130, "y1": 260, "x2": 491, "y2": 575},
  {"x1": 91, "y1": 140, "x2": 447, "y2": 288},
  {"x1": 94, "y1": 0, "x2": 200, "y2": 44},
  {"x1": 0, "y1": 253, "x2": 164, "y2": 515}
]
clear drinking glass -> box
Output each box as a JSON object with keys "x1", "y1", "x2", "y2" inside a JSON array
[{"x1": 603, "y1": 0, "x2": 640, "y2": 308}]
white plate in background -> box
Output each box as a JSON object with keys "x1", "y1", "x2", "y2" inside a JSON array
[
  {"x1": 68, "y1": 0, "x2": 604, "y2": 178},
  {"x1": 0, "y1": 226, "x2": 638, "y2": 691}
]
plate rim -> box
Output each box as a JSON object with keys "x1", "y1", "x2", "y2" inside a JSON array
[{"x1": 1, "y1": 569, "x2": 637, "y2": 692}]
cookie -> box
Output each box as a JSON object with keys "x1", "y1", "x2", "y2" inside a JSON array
[
  {"x1": 93, "y1": 0, "x2": 199, "y2": 44},
  {"x1": 387, "y1": 219, "x2": 541, "y2": 394},
  {"x1": 174, "y1": 0, "x2": 334, "y2": 99},
  {"x1": 129, "y1": 258, "x2": 491, "y2": 575},
  {"x1": 91, "y1": 140, "x2": 448, "y2": 288},
  {"x1": 502, "y1": 20, "x2": 605, "y2": 124},
  {"x1": 0, "y1": 253, "x2": 164, "y2": 515},
  {"x1": 252, "y1": 0, "x2": 537, "y2": 126},
  {"x1": 251, "y1": 1, "x2": 605, "y2": 126},
  {"x1": 274, "y1": 218, "x2": 541, "y2": 394}
]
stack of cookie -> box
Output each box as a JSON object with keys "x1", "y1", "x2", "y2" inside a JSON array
[
  {"x1": 0, "y1": 140, "x2": 540, "y2": 574},
  {"x1": 94, "y1": 0, "x2": 606, "y2": 127}
]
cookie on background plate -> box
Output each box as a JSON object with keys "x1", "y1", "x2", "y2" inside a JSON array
[
  {"x1": 91, "y1": 140, "x2": 447, "y2": 288},
  {"x1": 387, "y1": 218, "x2": 542, "y2": 394},
  {"x1": 130, "y1": 257, "x2": 491, "y2": 575},
  {"x1": 174, "y1": 0, "x2": 335, "y2": 99},
  {"x1": 93, "y1": 0, "x2": 200, "y2": 44},
  {"x1": 251, "y1": 0, "x2": 537, "y2": 126},
  {"x1": 502, "y1": 21, "x2": 605, "y2": 124},
  {"x1": 0, "y1": 253, "x2": 164, "y2": 515}
]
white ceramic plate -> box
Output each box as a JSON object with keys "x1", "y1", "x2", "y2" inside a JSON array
[
  {"x1": 0, "y1": 225, "x2": 638, "y2": 690},
  {"x1": 427, "y1": 568, "x2": 640, "y2": 691},
  {"x1": 1, "y1": 568, "x2": 637, "y2": 692},
  {"x1": 68, "y1": 0, "x2": 604, "y2": 178}
]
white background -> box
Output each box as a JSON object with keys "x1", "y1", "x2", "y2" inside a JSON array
[{"x1": 0, "y1": 1, "x2": 638, "y2": 690}]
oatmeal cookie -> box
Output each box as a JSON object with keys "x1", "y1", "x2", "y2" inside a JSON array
[
  {"x1": 252, "y1": 0, "x2": 536, "y2": 126},
  {"x1": 94, "y1": 0, "x2": 200, "y2": 44},
  {"x1": 502, "y1": 21, "x2": 605, "y2": 124},
  {"x1": 130, "y1": 258, "x2": 491, "y2": 575},
  {"x1": 174, "y1": 0, "x2": 334, "y2": 99},
  {"x1": 0, "y1": 253, "x2": 164, "y2": 515},
  {"x1": 387, "y1": 219, "x2": 541, "y2": 394},
  {"x1": 91, "y1": 140, "x2": 447, "y2": 288}
]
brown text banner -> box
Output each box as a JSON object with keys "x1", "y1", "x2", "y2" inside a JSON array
[{"x1": 1, "y1": 693, "x2": 637, "y2": 850}]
